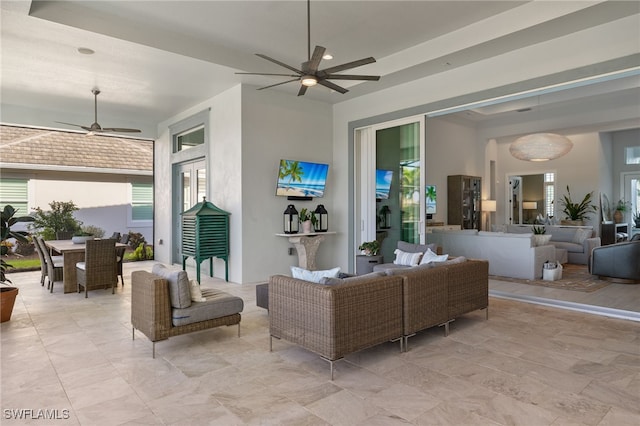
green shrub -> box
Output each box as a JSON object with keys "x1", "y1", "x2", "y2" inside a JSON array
[
  {"x1": 30, "y1": 200, "x2": 80, "y2": 238},
  {"x1": 127, "y1": 232, "x2": 146, "y2": 250},
  {"x1": 131, "y1": 243, "x2": 153, "y2": 261},
  {"x1": 81, "y1": 225, "x2": 105, "y2": 238}
]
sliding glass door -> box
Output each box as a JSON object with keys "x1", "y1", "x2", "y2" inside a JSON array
[{"x1": 355, "y1": 116, "x2": 425, "y2": 264}]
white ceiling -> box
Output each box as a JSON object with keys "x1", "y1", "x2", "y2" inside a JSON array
[{"x1": 1, "y1": 1, "x2": 639, "y2": 133}]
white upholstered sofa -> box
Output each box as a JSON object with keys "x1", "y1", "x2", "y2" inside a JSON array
[
  {"x1": 502, "y1": 225, "x2": 600, "y2": 265},
  {"x1": 428, "y1": 229, "x2": 555, "y2": 280}
]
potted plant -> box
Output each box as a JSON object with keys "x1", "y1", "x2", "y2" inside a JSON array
[
  {"x1": 558, "y1": 185, "x2": 597, "y2": 226},
  {"x1": 358, "y1": 240, "x2": 380, "y2": 256},
  {"x1": 613, "y1": 199, "x2": 631, "y2": 224},
  {"x1": 633, "y1": 211, "x2": 640, "y2": 228},
  {"x1": 298, "y1": 208, "x2": 317, "y2": 234},
  {"x1": 72, "y1": 230, "x2": 95, "y2": 244},
  {"x1": 1, "y1": 205, "x2": 34, "y2": 322}
]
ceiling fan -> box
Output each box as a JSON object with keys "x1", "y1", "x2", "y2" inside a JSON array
[
  {"x1": 56, "y1": 89, "x2": 141, "y2": 133},
  {"x1": 236, "y1": 0, "x2": 380, "y2": 96}
]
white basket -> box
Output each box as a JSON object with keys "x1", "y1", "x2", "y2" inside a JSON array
[{"x1": 542, "y1": 262, "x2": 563, "y2": 281}]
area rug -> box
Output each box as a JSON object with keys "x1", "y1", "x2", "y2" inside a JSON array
[{"x1": 490, "y1": 264, "x2": 611, "y2": 293}]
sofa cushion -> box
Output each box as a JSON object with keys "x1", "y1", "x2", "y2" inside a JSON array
[
  {"x1": 572, "y1": 228, "x2": 593, "y2": 244},
  {"x1": 291, "y1": 266, "x2": 340, "y2": 283},
  {"x1": 320, "y1": 271, "x2": 386, "y2": 285},
  {"x1": 393, "y1": 249, "x2": 422, "y2": 266},
  {"x1": 550, "y1": 241, "x2": 584, "y2": 253},
  {"x1": 373, "y1": 263, "x2": 411, "y2": 273},
  {"x1": 172, "y1": 288, "x2": 244, "y2": 327},
  {"x1": 152, "y1": 264, "x2": 191, "y2": 309},
  {"x1": 397, "y1": 241, "x2": 437, "y2": 254},
  {"x1": 419, "y1": 248, "x2": 449, "y2": 265}
]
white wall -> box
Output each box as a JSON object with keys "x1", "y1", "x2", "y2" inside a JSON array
[
  {"x1": 425, "y1": 116, "x2": 483, "y2": 224},
  {"x1": 495, "y1": 132, "x2": 607, "y2": 231},
  {"x1": 153, "y1": 85, "x2": 332, "y2": 283}
]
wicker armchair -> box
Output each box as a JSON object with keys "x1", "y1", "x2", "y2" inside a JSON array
[
  {"x1": 35, "y1": 237, "x2": 63, "y2": 292},
  {"x1": 77, "y1": 239, "x2": 117, "y2": 298},
  {"x1": 131, "y1": 270, "x2": 242, "y2": 358}
]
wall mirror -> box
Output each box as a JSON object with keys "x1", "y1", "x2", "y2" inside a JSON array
[{"x1": 506, "y1": 172, "x2": 555, "y2": 224}]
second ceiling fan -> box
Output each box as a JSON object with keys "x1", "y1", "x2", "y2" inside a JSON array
[{"x1": 237, "y1": 0, "x2": 380, "y2": 96}]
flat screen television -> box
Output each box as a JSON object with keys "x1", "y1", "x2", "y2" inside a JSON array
[
  {"x1": 426, "y1": 185, "x2": 437, "y2": 214},
  {"x1": 376, "y1": 169, "x2": 393, "y2": 200},
  {"x1": 276, "y1": 159, "x2": 329, "y2": 199}
]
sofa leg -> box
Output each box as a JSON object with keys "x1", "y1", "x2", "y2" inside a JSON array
[
  {"x1": 237, "y1": 323, "x2": 241, "y2": 337},
  {"x1": 132, "y1": 327, "x2": 135, "y2": 340},
  {"x1": 152, "y1": 342, "x2": 156, "y2": 359},
  {"x1": 484, "y1": 307, "x2": 489, "y2": 320},
  {"x1": 440, "y1": 320, "x2": 453, "y2": 337},
  {"x1": 320, "y1": 357, "x2": 337, "y2": 381}
]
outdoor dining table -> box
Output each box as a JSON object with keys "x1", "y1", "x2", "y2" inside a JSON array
[{"x1": 44, "y1": 239, "x2": 127, "y2": 294}]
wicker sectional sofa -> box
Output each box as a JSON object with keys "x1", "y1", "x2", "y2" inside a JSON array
[{"x1": 268, "y1": 258, "x2": 488, "y2": 378}]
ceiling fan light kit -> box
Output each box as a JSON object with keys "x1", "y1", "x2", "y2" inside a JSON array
[
  {"x1": 56, "y1": 89, "x2": 141, "y2": 134},
  {"x1": 236, "y1": 0, "x2": 379, "y2": 96}
]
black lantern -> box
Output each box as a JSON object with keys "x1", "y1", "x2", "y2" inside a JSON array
[
  {"x1": 313, "y1": 204, "x2": 328, "y2": 232},
  {"x1": 379, "y1": 205, "x2": 391, "y2": 229},
  {"x1": 283, "y1": 204, "x2": 299, "y2": 234}
]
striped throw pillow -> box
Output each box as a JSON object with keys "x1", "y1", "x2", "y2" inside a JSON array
[{"x1": 393, "y1": 249, "x2": 422, "y2": 266}]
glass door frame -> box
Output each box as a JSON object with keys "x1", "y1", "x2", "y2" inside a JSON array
[
  {"x1": 172, "y1": 159, "x2": 206, "y2": 264},
  {"x1": 354, "y1": 115, "x2": 426, "y2": 261}
]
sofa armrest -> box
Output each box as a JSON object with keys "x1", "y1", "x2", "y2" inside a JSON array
[
  {"x1": 583, "y1": 237, "x2": 601, "y2": 256},
  {"x1": 268, "y1": 274, "x2": 404, "y2": 360},
  {"x1": 446, "y1": 259, "x2": 489, "y2": 318},
  {"x1": 131, "y1": 271, "x2": 173, "y2": 342}
]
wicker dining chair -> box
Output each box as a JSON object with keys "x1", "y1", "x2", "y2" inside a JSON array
[
  {"x1": 55, "y1": 231, "x2": 74, "y2": 240},
  {"x1": 77, "y1": 239, "x2": 117, "y2": 298},
  {"x1": 33, "y1": 236, "x2": 48, "y2": 286},
  {"x1": 115, "y1": 245, "x2": 126, "y2": 286},
  {"x1": 36, "y1": 237, "x2": 63, "y2": 292}
]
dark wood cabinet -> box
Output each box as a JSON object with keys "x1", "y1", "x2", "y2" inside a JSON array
[
  {"x1": 448, "y1": 175, "x2": 482, "y2": 230},
  {"x1": 600, "y1": 222, "x2": 629, "y2": 245}
]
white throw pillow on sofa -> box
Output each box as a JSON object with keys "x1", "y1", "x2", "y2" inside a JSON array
[
  {"x1": 291, "y1": 266, "x2": 341, "y2": 283},
  {"x1": 393, "y1": 249, "x2": 422, "y2": 266},
  {"x1": 190, "y1": 280, "x2": 206, "y2": 302},
  {"x1": 419, "y1": 248, "x2": 449, "y2": 265}
]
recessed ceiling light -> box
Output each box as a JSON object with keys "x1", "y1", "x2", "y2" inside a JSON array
[
  {"x1": 77, "y1": 47, "x2": 95, "y2": 55},
  {"x1": 322, "y1": 53, "x2": 333, "y2": 60}
]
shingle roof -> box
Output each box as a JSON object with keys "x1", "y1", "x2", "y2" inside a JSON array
[{"x1": 0, "y1": 125, "x2": 152, "y2": 172}]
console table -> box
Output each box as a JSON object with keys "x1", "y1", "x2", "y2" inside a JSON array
[{"x1": 276, "y1": 232, "x2": 336, "y2": 270}]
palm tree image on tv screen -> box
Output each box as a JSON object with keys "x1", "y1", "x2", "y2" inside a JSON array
[{"x1": 276, "y1": 159, "x2": 329, "y2": 198}]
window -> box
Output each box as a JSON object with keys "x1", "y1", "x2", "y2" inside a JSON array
[
  {"x1": 0, "y1": 178, "x2": 28, "y2": 215},
  {"x1": 544, "y1": 172, "x2": 555, "y2": 217},
  {"x1": 625, "y1": 146, "x2": 640, "y2": 165},
  {"x1": 131, "y1": 183, "x2": 153, "y2": 221},
  {"x1": 174, "y1": 126, "x2": 204, "y2": 153}
]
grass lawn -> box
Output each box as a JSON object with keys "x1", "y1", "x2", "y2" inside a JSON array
[{"x1": 4, "y1": 258, "x2": 41, "y2": 271}]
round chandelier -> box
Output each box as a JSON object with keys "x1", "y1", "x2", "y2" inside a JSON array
[{"x1": 509, "y1": 133, "x2": 573, "y2": 162}]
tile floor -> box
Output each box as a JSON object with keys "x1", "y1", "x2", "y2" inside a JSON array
[{"x1": 1, "y1": 262, "x2": 639, "y2": 425}]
